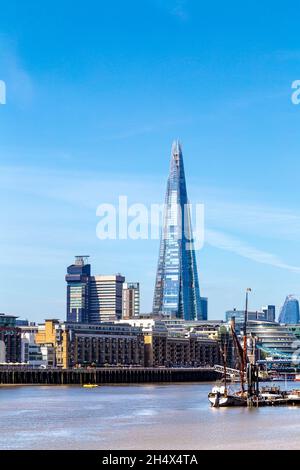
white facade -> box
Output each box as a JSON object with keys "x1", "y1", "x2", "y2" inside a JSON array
[
  {"x1": 20, "y1": 326, "x2": 54, "y2": 367},
  {"x1": 116, "y1": 318, "x2": 168, "y2": 336},
  {"x1": 89, "y1": 274, "x2": 125, "y2": 322},
  {"x1": 20, "y1": 326, "x2": 39, "y2": 364}
]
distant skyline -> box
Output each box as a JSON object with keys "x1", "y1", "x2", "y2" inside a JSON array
[{"x1": 1, "y1": 1, "x2": 300, "y2": 322}]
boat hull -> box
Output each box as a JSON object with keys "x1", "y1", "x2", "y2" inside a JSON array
[{"x1": 208, "y1": 392, "x2": 246, "y2": 407}]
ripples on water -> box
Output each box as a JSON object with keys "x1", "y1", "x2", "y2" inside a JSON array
[{"x1": 1, "y1": 382, "x2": 300, "y2": 450}]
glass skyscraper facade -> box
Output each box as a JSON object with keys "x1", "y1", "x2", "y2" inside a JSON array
[
  {"x1": 200, "y1": 297, "x2": 208, "y2": 321},
  {"x1": 153, "y1": 141, "x2": 203, "y2": 320},
  {"x1": 66, "y1": 256, "x2": 91, "y2": 323},
  {"x1": 278, "y1": 295, "x2": 300, "y2": 324},
  {"x1": 66, "y1": 257, "x2": 125, "y2": 323}
]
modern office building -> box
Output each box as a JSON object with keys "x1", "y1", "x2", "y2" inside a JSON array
[
  {"x1": 66, "y1": 256, "x2": 126, "y2": 323},
  {"x1": 66, "y1": 256, "x2": 91, "y2": 323},
  {"x1": 200, "y1": 297, "x2": 208, "y2": 320},
  {"x1": 19, "y1": 324, "x2": 55, "y2": 367},
  {"x1": 89, "y1": 275, "x2": 125, "y2": 322},
  {"x1": 244, "y1": 320, "x2": 298, "y2": 360},
  {"x1": 24, "y1": 344, "x2": 44, "y2": 365},
  {"x1": 286, "y1": 324, "x2": 300, "y2": 339},
  {"x1": 122, "y1": 282, "x2": 140, "y2": 319},
  {"x1": 16, "y1": 319, "x2": 31, "y2": 326},
  {"x1": 20, "y1": 324, "x2": 40, "y2": 364},
  {"x1": 153, "y1": 141, "x2": 203, "y2": 320},
  {"x1": 262, "y1": 305, "x2": 276, "y2": 322},
  {"x1": 278, "y1": 295, "x2": 300, "y2": 324},
  {"x1": 0, "y1": 313, "x2": 21, "y2": 363},
  {"x1": 225, "y1": 306, "x2": 275, "y2": 324},
  {"x1": 162, "y1": 319, "x2": 226, "y2": 340}
]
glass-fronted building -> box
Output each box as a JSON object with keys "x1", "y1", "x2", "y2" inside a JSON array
[
  {"x1": 66, "y1": 256, "x2": 91, "y2": 323},
  {"x1": 66, "y1": 257, "x2": 126, "y2": 323},
  {"x1": 200, "y1": 297, "x2": 208, "y2": 321},
  {"x1": 286, "y1": 324, "x2": 300, "y2": 339},
  {"x1": 153, "y1": 141, "x2": 202, "y2": 320},
  {"x1": 226, "y1": 306, "x2": 276, "y2": 324},
  {"x1": 246, "y1": 320, "x2": 298, "y2": 360},
  {"x1": 0, "y1": 313, "x2": 21, "y2": 363},
  {"x1": 278, "y1": 295, "x2": 300, "y2": 324},
  {"x1": 262, "y1": 305, "x2": 276, "y2": 322}
]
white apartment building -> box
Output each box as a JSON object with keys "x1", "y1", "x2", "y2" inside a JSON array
[{"x1": 89, "y1": 274, "x2": 125, "y2": 322}]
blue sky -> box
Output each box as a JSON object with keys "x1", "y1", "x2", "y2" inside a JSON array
[{"x1": 1, "y1": 0, "x2": 300, "y2": 322}]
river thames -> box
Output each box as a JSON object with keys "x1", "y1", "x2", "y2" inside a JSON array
[{"x1": 1, "y1": 382, "x2": 300, "y2": 450}]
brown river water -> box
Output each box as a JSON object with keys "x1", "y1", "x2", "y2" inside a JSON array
[{"x1": 1, "y1": 382, "x2": 300, "y2": 450}]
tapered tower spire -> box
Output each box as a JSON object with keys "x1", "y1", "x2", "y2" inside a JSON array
[{"x1": 152, "y1": 141, "x2": 202, "y2": 320}]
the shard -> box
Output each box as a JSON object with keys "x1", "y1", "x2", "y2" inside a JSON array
[{"x1": 153, "y1": 140, "x2": 203, "y2": 320}]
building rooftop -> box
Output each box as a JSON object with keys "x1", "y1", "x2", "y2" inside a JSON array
[{"x1": 0, "y1": 313, "x2": 18, "y2": 318}]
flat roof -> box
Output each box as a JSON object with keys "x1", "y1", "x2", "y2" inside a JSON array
[{"x1": 0, "y1": 313, "x2": 18, "y2": 318}]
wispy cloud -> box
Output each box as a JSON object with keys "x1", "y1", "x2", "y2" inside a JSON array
[
  {"x1": 206, "y1": 228, "x2": 300, "y2": 273},
  {"x1": 189, "y1": 183, "x2": 300, "y2": 242},
  {"x1": 2, "y1": 164, "x2": 300, "y2": 275},
  {"x1": 153, "y1": 0, "x2": 189, "y2": 22},
  {"x1": 208, "y1": 201, "x2": 300, "y2": 242},
  {"x1": 0, "y1": 36, "x2": 34, "y2": 106},
  {"x1": 0, "y1": 164, "x2": 165, "y2": 209}
]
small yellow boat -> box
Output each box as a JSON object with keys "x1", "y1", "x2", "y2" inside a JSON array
[{"x1": 83, "y1": 384, "x2": 99, "y2": 388}]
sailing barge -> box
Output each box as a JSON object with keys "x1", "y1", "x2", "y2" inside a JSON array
[
  {"x1": 208, "y1": 288, "x2": 300, "y2": 408},
  {"x1": 208, "y1": 384, "x2": 300, "y2": 407}
]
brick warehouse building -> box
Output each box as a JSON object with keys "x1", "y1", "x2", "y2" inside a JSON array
[
  {"x1": 36, "y1": 320, "x2": 145, "y2": 368},
  {"x1": 117, "y1": 319, "x2": 220, "y2": 368},
  {"x1": 35, "y1": 318, "x2": 220, "y2": 369}
]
